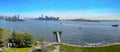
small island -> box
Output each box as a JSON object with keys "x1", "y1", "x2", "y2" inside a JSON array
[
  {"x1": 5, "y1": 18, "x2": 24, "y2": 21},
  {"x1": 3, "y1": 15, "x2": 24, "y2": 21},
  {"x1": 64, "y1": 18, "x2": 100, "y2": 22}
]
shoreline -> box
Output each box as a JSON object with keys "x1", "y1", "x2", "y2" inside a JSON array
[
  {"x1": 62, "y1": 42, "x2": 120, "y2": 47},
  {"x1": 43, "y1": 41, "x2": 120, "y2": 48}
]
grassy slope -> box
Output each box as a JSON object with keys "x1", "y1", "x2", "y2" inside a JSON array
[
  {"x1": 2, "y1": 48, "x2": 30, "y2": 52},
  {"x1": 46, "y1": 45, "x2": 56, "y2": 52},
  {"x1": 60, "y1": 44, "x2": 120, "y2": 52}
]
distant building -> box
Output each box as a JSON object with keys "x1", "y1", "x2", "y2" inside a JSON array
[
  {"x1": 41, "y1": 14, "x2": 43, "y2": 18},
  {"x1": 18, "y1": 15, "x2": 20, "y2": 19},
  {"x1": 5, "y1": 15, "x2": 20, "y2": 19},
  {"x1": 0, "y1": 16, "x2": 4, "y2": 19},
  {"x1": 36, "y1": 14, "x2": 59, "y2": 20}
]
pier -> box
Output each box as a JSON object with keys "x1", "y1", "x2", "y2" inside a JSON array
[
  {"x1": 53, "y1": 31, "x2": 62, "y2": 44},
  {"x1": 53, "y1": 31, "x2": 62, "y2": 52}
]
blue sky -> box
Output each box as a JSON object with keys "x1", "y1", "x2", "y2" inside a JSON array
[{"x1": 0, "y1": 0, "x2": 120, "y2": 20}]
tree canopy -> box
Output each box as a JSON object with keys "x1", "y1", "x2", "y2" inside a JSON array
[
  {"x1": 0, "y1": 28, "x2": 11, "y2": 47},
  {"x1": 0, "y1": 28, "x2": 35, "y2": 48}
]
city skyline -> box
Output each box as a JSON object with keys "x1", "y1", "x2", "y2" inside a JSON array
[{"x1": 0, "y1": 0, "x2": 120, "y2": 20}]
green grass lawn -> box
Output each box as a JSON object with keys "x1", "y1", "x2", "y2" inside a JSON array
[
  {"x1": 2, "y1": 48, "x2": 30, "y2": 52},
  {"x1": 60, "y1": 44, "x2": 120, "y2": 52}
]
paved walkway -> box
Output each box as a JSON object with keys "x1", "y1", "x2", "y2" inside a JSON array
[
  {"x1": 31, "y1": 42, "x2": 120, "y2": 52},
  {"x1": 0, "y1": 48, "x2": 2, "y2": 52},
  {"x1": 53, "y1": 45, "x2": 59, "y2": 52}
]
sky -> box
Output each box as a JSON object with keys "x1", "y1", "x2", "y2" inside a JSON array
[{"x1": 0, "y1": 0, "x2": 120, "y2": 20}]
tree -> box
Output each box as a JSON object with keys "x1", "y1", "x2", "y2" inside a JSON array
[
  {"x1": 0, "y1": 28, "x2": 35, "y2": 48},
  {"x1": 9, "y1": 31, "x2": 19, "y2": 43},
  {"x1": 22, "y1": 33, "x2": 35, "y2": 47},
  {"x1": 9, "y1": 31, "x2": 35, "y2": 48},
  {"x1": 0, "y1": 28, "x2": 11, "y2": 47}
]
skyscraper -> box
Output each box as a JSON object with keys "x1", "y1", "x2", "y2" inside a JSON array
[
  {"x1": 41, "y1": 14, "x2": 43, "y2": 18},
  {"x1": 18, "y1": 15, "x2": 19, "y2": 19}
]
